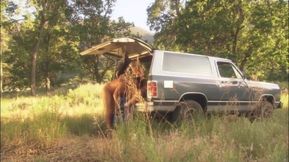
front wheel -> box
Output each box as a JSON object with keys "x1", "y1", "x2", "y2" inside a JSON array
[{"x1": 248, "y1": 100, "x2": 273, "y2": 121}]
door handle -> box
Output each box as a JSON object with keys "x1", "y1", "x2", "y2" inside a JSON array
[{"x1": 221, "y1": 81, "x2": 238, "y2": 84}]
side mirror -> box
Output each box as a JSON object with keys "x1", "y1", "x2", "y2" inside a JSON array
[
  {"x1": 246, "y1": 76, "x2": 252, "y2": 80},
  {"x1": 242, "y1": 72, "x2": 251, "y2": 80}
]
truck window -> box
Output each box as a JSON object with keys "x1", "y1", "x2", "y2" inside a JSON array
[
  {"x1": 217, "y1": 62, "x2": 242, "y2": 79},
  {"x1": 162, "y1": 52, "x2": 213, "y2": 76}
]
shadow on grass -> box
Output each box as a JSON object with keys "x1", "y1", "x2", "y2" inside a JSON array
[
  {"x1": 2, "y1": 83, "x2": 82, "y2": 99},
  {"x1": 3, "y1": 108, "x2": 287, "y2": 143},
  {"x1": 0, "y1": 110, "x2": 107, "y2": 161},
  {"x1": 62, "y1": 114, "x2": 106, "y2": 136},
  {"x1": 1, "y1": 112, "x2": 107, "y2": 149}
]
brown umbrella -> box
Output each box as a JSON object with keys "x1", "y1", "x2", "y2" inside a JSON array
[{"x1": 80, "y1": 37, "x2": 153, "y2": 59}]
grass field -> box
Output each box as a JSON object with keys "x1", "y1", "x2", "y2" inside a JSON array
[{"x1": 1, "y1": 83, "x2": 288, "y2": 162}]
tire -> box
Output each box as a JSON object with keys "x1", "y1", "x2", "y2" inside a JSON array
[
  {"x1": 169, "y1": 100, "x2": 204, "y2": 123},
  {"x1": 248, "y1": 100, "x2": 273, "y2": 121}
]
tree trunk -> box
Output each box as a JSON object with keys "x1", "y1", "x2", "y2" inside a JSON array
[
  {"x1": 31, "y1": 47, "x2": 38, "y2": 96},
  {"x1": 45, "y1": 77, "x2": 51, "y2": 91},
  {"x1": 94, "y1": 56, "x2": 102, "y2": 83},
  {"x1": 0, "y1": 59, "x2": 3, "y2": 94},
  {"x1": 231, "y1": 26, "x2": 242, "y2": 62},
  {"x1": 174, "y1": 0, "x2": 181, "y2": 17},
  {"x1": 31, "y1": 41, "x2": 41, "y2": 96},
  {"x1": 239, "y1": 46, "x2": 253, "y2": 71},
  {"x1": 232, "y1": 2, "x2": 244, "y2": 62},
  {"x1": 31, "y1": 18, "x2": 46, "y2": 96},
  {"x1": 45, "y1": 33, "x2": 51, "y2": 92}
]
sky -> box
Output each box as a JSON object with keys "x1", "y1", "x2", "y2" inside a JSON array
[
  {"x1": 11, "y1": 0, "x2": 155, "y2": 32},
  {"x1": 111, "y1": 0, "x2": 155, "y2": 32}
]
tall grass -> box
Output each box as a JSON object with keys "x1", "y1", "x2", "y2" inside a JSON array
[
  {"x1": 1, "y1": 83, "x2": 104, "y2": 118},
  {"x1": 281, "y1": 92, "x2": 288, "y2": 109},
  {"x1": 1, "y1": 84, "x2": 288, "y2": 162}
]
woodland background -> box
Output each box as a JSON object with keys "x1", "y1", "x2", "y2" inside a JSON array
[
  {"x1": 1, "y1": 1, "x2": 288, "y2": 161},
  {"x1": 1, "y1": 0, "x2": 288, "y2": 95}
]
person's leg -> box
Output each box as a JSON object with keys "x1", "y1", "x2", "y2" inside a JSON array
[{"x1": 103, "y1": 83, "x2": 115, "y2": 129}]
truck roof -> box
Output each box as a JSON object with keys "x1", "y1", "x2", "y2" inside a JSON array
[{"x1": 156, "y1": 50, "x2": 232, "y2": 62}]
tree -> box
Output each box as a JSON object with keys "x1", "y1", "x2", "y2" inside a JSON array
[
  {"x1": 28, "y1": 0, "x2": 73, "y2": 95},
  {"x1": 3, "y1": 0, "x2": 137, "y2": 92},
  {"x1": 70, "y1": 0, "x2": 135, "y2": 83},
  {"x1": 147, "y1": 0, "x2": 183, "y2": 50},
  {"x1": 147, "y1": 0, "x2": 288, "y2": 81},
  {"x1": 1, "y1": 0, "x2": 16, "y2": 92},
  {"x1": 238, "y1": 0, "x2": 288, "y2": 80},
  {"x1": 3, "y1": 0, "x2": 79, "y2": 92}
]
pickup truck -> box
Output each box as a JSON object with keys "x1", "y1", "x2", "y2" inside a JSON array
[{"x1": 137, "y1": 50, "x2": 282, "y2": 120}]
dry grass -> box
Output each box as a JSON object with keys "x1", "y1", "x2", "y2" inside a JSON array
[{"x1": 1, "y1": 84, "x2": 288, "y2": 162}]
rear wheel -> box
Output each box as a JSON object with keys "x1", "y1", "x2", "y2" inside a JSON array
[{"x1": 169, "y1": 100, "x2": 204, "y2": 123}]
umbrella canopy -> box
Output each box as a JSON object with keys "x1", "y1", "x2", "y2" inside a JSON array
[{"x1": 80, "y1": 37, "x2": 153, "y2": 59}]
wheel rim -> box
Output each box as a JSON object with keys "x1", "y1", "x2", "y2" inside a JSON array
[
  {"x1": 261, "y1": 103, "x2": 273, "y2": 118},
  {"x1": 183, "y1": 108, "x2": 195, "y2": 121},
  {"x1": 180, "y1": 102, "x2": 202, "y2": 121},
  {"x1": 253, "y1": 101, "x2": 273, "y2": 119}
]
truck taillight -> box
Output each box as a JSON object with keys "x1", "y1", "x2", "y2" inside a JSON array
[{"x1": 147, "y1": 80, "x2": 158, "y2": 98}]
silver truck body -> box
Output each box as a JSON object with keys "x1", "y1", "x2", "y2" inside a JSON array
[{"x1": 137, "y1": 50, "x2": 282, "y2": 112}]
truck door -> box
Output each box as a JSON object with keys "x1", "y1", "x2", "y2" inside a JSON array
[{"x1": 216, "y1": 61, "x2": 250, "y2": 105}]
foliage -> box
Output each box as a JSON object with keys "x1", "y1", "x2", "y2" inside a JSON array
[
  {"x1": 2, "y1": 0, "x2": 287, "y2": 92},
  {"x1": 147, "y1": 0, "x2": 288, "y2": 81},
  {"x1": 2, "y1": 0, "x2": 136, "y2": 92},
  {"x1": 1, "y1": 0, "x2": 13, "y2": 92}
]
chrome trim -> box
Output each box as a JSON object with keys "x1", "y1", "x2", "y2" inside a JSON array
[
  {"x1": 208, "y1": 100, "x2": 259, "y2": 103},
  {"x1": 153, "y1": 100, "x2": 178, "y2": 103},
  {"x1": 136, "y1": 102, "x2": 175, "y2": 112},
  {"x1": 207, "y1": 105, "x2": 255, "y2": 112}
]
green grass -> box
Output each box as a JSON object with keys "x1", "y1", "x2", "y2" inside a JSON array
[{"x1": 1, "y1": 83, "x2": 288, "y2": 162}]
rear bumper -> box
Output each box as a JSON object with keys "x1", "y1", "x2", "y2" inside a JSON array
[
  {"x1": 135, "y1": 101, "x2": 176, "y2": 112},
  {"x1": 136, "y1": 101, "x2": 283, "y2": 112}
]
